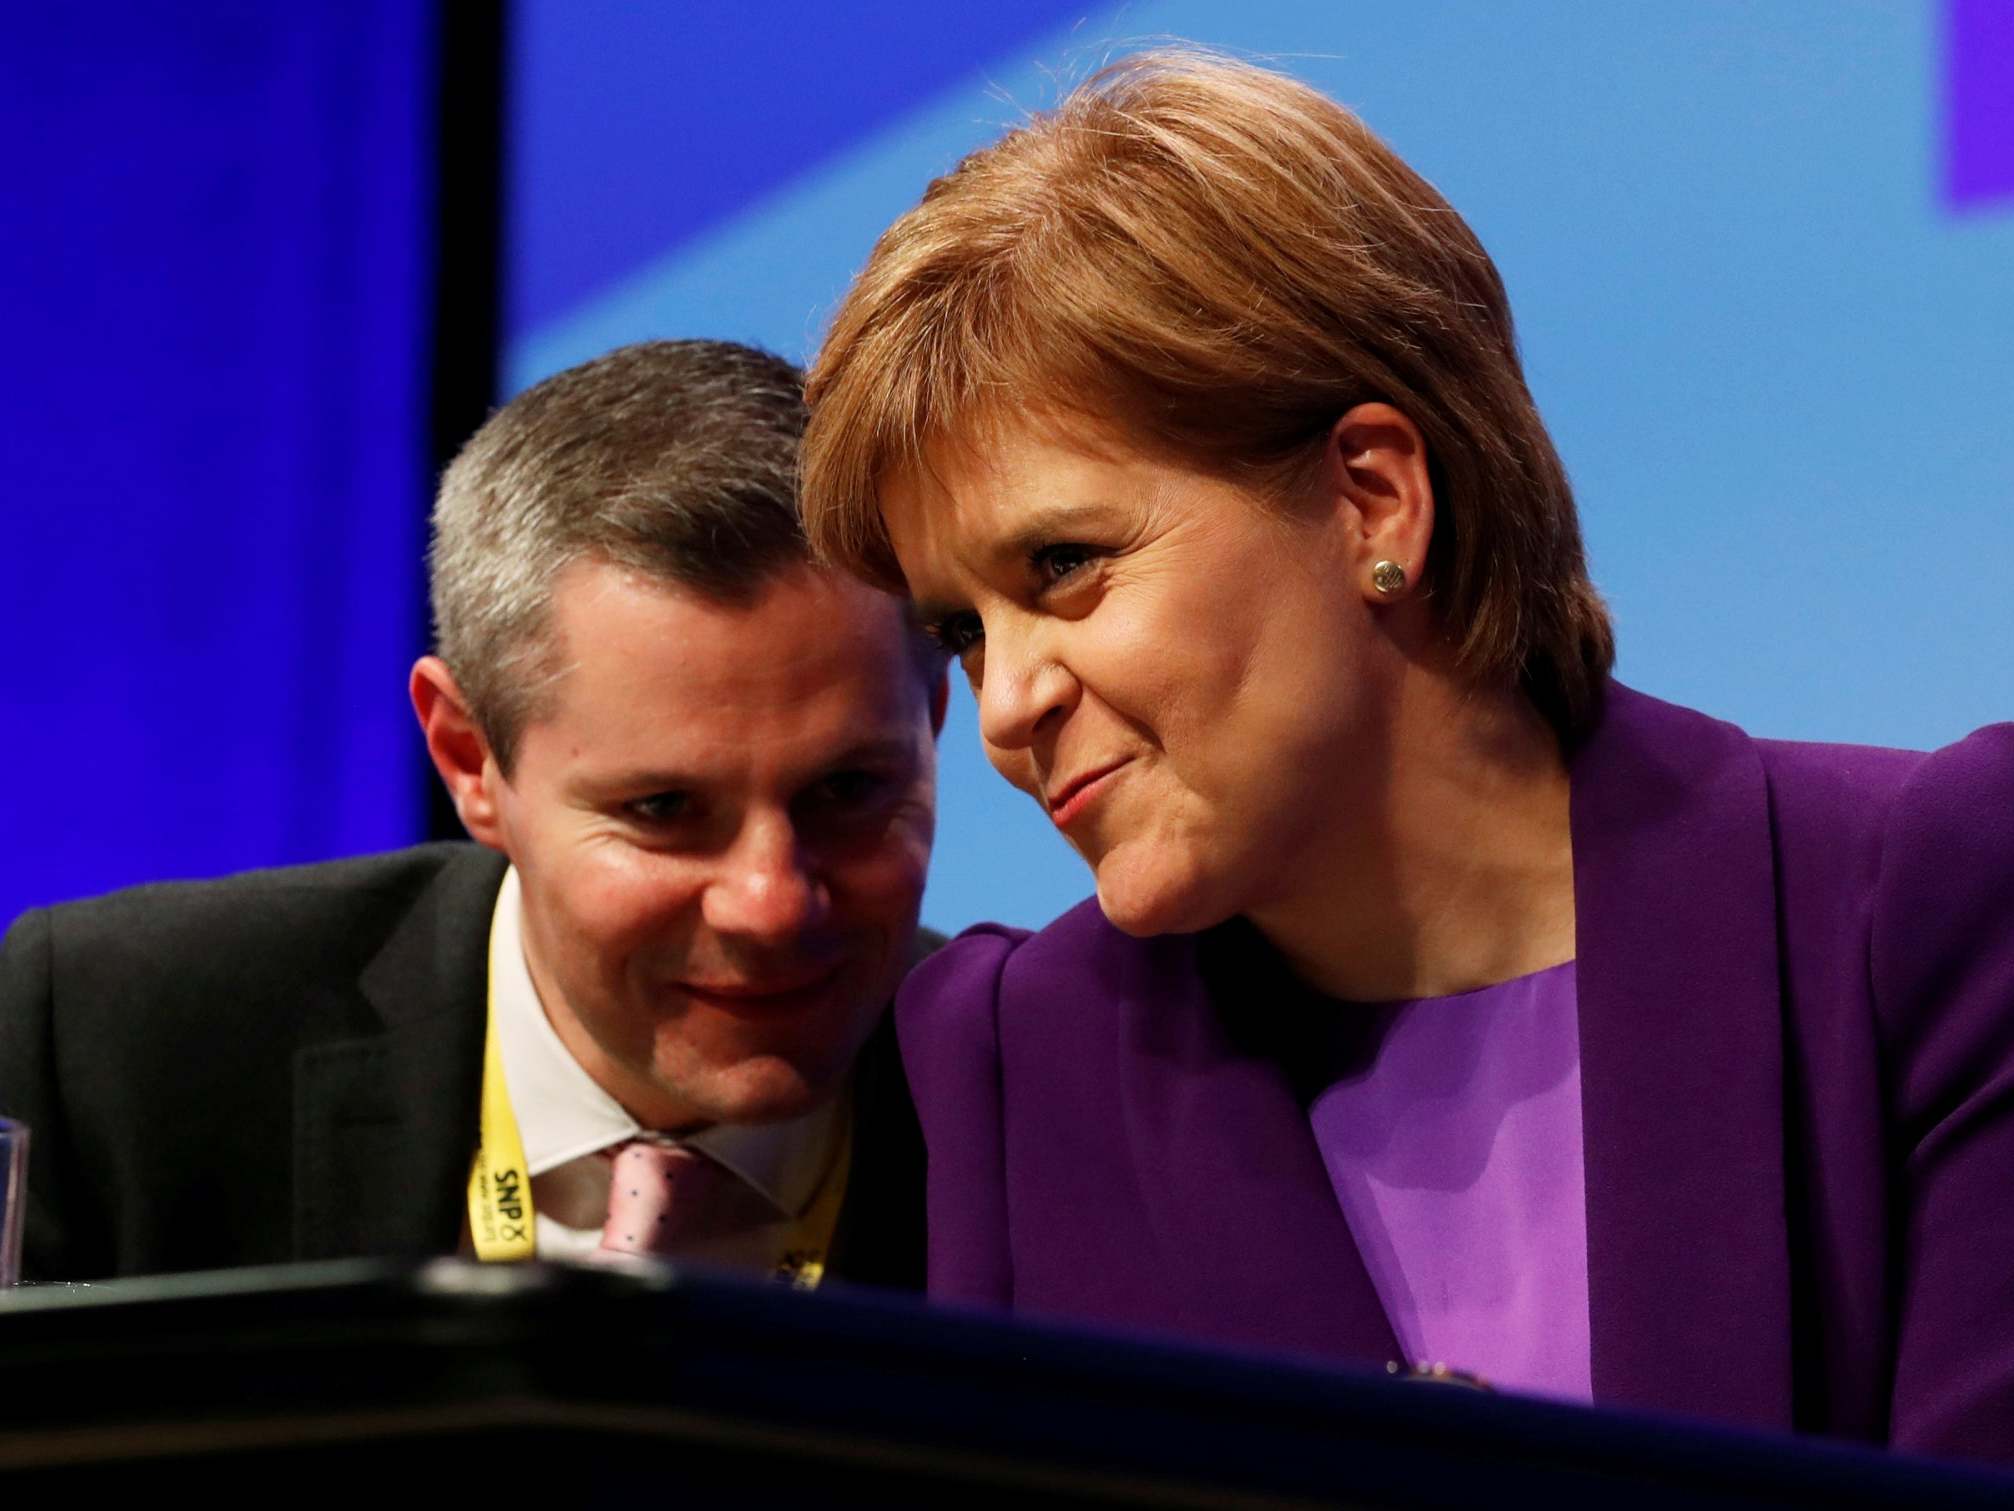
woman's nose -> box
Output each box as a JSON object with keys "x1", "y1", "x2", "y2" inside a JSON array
[{"x1": 974, "y1": 619, "x2": 1078, "y2": 754}]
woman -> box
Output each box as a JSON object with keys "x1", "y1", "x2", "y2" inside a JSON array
[{"x1": 800, "y1": 52, "x2": 2014, "y2": 1461}]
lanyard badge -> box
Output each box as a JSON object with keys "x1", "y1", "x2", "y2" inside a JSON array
[{"x1": 467, "y1": 881, "x2": 849, "y2": 1278}]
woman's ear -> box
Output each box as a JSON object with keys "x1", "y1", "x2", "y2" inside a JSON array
[
  {"x1": 1321, "y1": 402, "x2": 1435, "y2": 603},
  {"x1": 409, "y1": 656, "x2": 508, "y2": 849}
]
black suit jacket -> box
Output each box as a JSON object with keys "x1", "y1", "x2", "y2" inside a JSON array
[{"x1": 0, "y1": 843, "x2": 924, "y2": 1289}]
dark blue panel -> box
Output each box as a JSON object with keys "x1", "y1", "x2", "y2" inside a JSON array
[
  {"x1": 0, "y1": 4, "x2": 435, "y2": 925},
  {"x1": 1947, "y1": 0, "x2": 2014, "y2": 207},
  {"x1": 506, "y1": 0, "x2": 1093, "y2": 337}
]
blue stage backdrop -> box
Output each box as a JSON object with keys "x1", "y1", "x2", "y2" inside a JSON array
[
  {"x1": 4, "y1": 4, "x2": 2007, "y2": 941},
  {"x1": 504, "y1": 0, "x2": 2014, "y2": 936},
  {"x1": 1, "y1": 6, "x2": 435, "y2": 930}
]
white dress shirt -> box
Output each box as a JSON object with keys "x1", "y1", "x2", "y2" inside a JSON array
[{"x1": 487, "y1": 867, "x2": 847, "y2": 1271}]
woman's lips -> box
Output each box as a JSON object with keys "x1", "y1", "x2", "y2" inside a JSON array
[{"x1": 1046, "y1": 758, "x2": 1131, "y2": 829}]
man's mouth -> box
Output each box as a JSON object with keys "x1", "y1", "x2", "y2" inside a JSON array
[{"x1": 674, "y1": 963, "x2": 844, "y2": 1010}]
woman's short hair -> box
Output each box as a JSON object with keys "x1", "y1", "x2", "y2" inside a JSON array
[{"x1": 802, "y1": 50, "x2": 1614, "y2": 741}]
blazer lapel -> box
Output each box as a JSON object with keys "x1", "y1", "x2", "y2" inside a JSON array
[
  {"x1": 292, "y1": 850, "x2": 499, "y2": 1262},
  {"x1": 1571, "y1": 686, "x2": 1792, "y2": 1426},
  {"x1": 1115, "y1": 932, "x2": 1403, "y2": 1366},
  {"x1": 825, "y1": 1013, "x2": 926, "y2": 1290}
]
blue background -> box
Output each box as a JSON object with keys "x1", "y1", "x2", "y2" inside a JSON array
[
  {"x1": 2, "y1": 5, "x2": 433, "y2": 933},
  {"x1": 503, "y1": 1, "x2": 2014, "y2": 936},
  {"x1": 4, "y1": 2, "x2": 2008, "y2": 939}
]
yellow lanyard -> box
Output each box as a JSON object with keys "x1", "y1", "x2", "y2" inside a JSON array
[
  {"x1": 773, "y1": 1108, "x2": 851, "y2": 1289},
  {"x1": 466, "y1": 888, "x2": 852, "y2": 1282},
  {"x1": 466, "y1": 970, "x2": 536, "y2": 1261}
]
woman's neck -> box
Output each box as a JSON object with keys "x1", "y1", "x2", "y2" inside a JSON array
[{"x1": 1246, "y1": 674, "x2": 1576, "y2": 1003}]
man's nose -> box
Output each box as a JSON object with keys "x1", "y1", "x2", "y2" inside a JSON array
[{"x1": 700, "y1": 814, "x2": 829, "y2": 943}]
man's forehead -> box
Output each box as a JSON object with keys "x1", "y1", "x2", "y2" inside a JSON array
[
  {"x1": 524, "y1": 558, "x2": 928, "y2": 773},
  {"x1": 549, "y1": 557, "x2": 908, "y2": 659}
]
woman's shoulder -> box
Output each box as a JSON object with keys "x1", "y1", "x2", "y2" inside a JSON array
[
  {"x1": 1740, "y1": 713, "x2": 2014, "y2": 1049},
  {"x1": 897, "y1": 896, "x2": 1207, "y2": 1050},
  {"x1": 1750, "y1": 732, "x2": 1928, "y2": 865},
  {"x1": 1600, "y1": 681, "x2": 2009, "y2": 860},
  {"x1": 1861, "y1": 723, "x2": 2014, "y2": 1014},
  {"x1": 901, "y1": 897, "x2": 1149, "y2": 1006},
  {"x1": 1752, "y1": 716, "x2": 2014, "y2": 858},
  {"x1": 893, "y1": 900, "x2": 1165, "y2": 1140},
  {"x1": 1879, "y1": 719, "x2": 2014, "y2": 841}
]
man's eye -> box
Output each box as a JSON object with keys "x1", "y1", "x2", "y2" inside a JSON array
[
  {"x1": 625, "y1": 792, "x2": 690, "y2": 823},
  {"x1": 813, "y1": 770, "x2": 892, "y2": 808},
  {"x1": 926, "y1": 612, "x2": 984, "y2": 655},
  {"x1": 1032, "y1": 543, "x2": 1096, "y2": 587}
]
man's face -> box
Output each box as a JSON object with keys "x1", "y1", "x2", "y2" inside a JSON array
[{"x1": 483, "y1": 558, "x2": 938, "y2": 1131}]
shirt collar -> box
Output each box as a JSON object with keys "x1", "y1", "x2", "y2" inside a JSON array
[{"x1": 488, "y1": 866, "x2": 844, "y2": 1217}]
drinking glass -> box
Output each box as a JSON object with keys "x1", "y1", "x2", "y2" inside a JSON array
[{"x1": 0, "y1": 1118, "x2": 28, "y2": 1286}]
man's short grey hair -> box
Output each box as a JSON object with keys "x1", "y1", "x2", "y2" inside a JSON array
[{"x1": 429, "y1": 339, "x2": 811, "y2": 771}]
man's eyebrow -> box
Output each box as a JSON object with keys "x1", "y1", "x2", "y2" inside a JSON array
[
  {"x1": 587, "y1": 737, "x2": 921, "y2": 794},
  {"x1": 911, "y1": 596, "x2": 966, "y2": 628},
  {"x1": 818, "y1": 735, "x2": 925, "y2": 770},
  {"x1": 584, "y1": 766, "x2": 708, "y2": 795}
]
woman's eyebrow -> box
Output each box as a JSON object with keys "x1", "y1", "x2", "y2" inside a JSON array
[
  {"x1": 994, "y1": 501, "x2": 1115, "y2": 563},
  {"x1": 904, "y1": 501, "x2": 1118, "y2": 621}
]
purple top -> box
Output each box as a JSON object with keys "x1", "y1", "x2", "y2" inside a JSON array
[
  {"x1": 893, "y1": 685, "x2": 2014, "y2": 1461},
  {"x1": 1308, "y1": 961, "x2": 1589, "y2": 1402}
]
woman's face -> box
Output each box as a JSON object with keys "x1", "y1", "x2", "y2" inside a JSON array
[{"x1": 880, "y1": 416, "x2": 1405, "y2": 938}]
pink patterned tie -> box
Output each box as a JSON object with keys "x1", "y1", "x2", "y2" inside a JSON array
[{"x1": 598, "y1": 1141, "x2": 736, "y2": 1258}]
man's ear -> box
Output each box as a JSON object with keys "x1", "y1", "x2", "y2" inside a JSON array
[
  {"x1": 1320, "y1": 402, "x2": 1436, "y2": 603},
  {"x1": 928, "y1": 667, "x2": 950, "y2": 738},
  {"x1": 410, "y1": 656, "x2": 509, "y2": 850}
]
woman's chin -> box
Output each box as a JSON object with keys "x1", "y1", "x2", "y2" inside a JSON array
[{"x1": 1092, "y1": 850, "x2": 1235, "y2": 939}]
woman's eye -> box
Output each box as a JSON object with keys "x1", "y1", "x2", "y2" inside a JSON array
[
  {"x1": 927, "y1": 612, "x2": 984, "y2": 655},
  {"x1": 1032, "y1": 543, "x2": 1096, "y2": 587},
  {"x1": 626, "y1": 792, "x2": 690, "y2": 824}
]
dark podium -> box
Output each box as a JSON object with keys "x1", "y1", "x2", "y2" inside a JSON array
[{"x1": 0, "y1": 1261, "x2": 2006, "y2": 1504}]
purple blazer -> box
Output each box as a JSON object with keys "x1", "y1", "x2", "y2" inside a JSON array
[{"x1": 898, "y1": 684, "x2": 2014, "y2": 1462}]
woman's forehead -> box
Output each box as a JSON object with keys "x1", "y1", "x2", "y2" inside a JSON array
[
  {"x1": 888, "y1": 422, "x2": 1120, "y2": 533},
  {"x1": 898, "y1": 405, "x2": 1161, "y2": 506},
  {"x1": 882, "y1": 422, "x2": 1257, "y2": 585}
]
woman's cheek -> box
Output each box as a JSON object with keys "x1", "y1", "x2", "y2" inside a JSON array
[{"x1": 984, "y1": 744, "x2": 1044, "y2": 803}]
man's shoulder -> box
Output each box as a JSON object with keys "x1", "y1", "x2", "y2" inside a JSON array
[
  {"x1": 18, "y1": 843, "x2": 500, "y2": 938},
  {"x1": 4, "y1": 843, "x2": 505, "y2": 1003},
  {"x1": 907, "y1": 923, "x2": 951, "y2": 971}
]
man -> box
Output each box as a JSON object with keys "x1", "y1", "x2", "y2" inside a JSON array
[{"x1": 0, "y1": 340, "x2": 944, "y2": 1287}]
